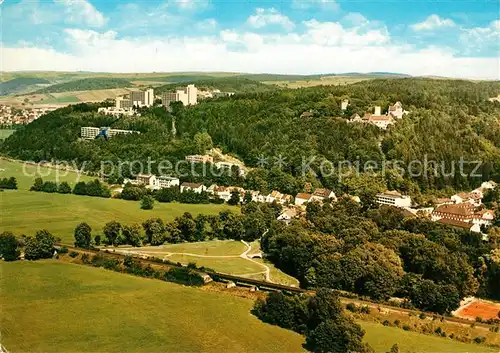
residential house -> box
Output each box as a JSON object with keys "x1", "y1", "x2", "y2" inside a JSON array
[
  {"x1": 375, "y1": 191, "x2": 412, "y2": 208},
  {"x1": 310, "y1": 188, "x2": 337, "y2": 203},
  {"x1": 185, "y1": 155, "x2": 214, "y2": 164},
  {"x1": 136, "y1": 174, "x2": 156, "y2": 187},
  {"x1": 388, "y1": 101, "x2": 406, "y2": 119},
  {"x1": 437, "y1": 218, "x2": 482, "y2": 233},
  {"x1": 180, "y1": 182, "x2": 207, "y2": 194},
  {"x1": 431, "y1": 204, "x2": 476, "y2": 222},
  {"x1": 295, "y1": 192, "x2": 312, "y2": 206},
  {"x1": 451, "y1": 192, "x2": 483, "y2": 207},
  {"x1": 434, "y1": 198, "x2": 454, "y2": 206},
  {"x1": 472, "y1": 209, "x2": 496, "y2": 226},
  {"x1": 155, "y1": 176, "x2": 180, "y2": 189},
  {"x1": 277, "y1": 208, "x2": 298, "y2": 224},
  {"x1": 266, "y1": 190, "x2": 292, "y2": 204}
]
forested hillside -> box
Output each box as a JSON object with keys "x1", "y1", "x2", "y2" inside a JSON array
[
  {"x1": 2, "y1": 78, "x2": 500, "y2": 198},
  {"x1": 0, "y1": 77, "x2": 51, "y2": 96},
  {"x1": 155, "y1": 77, "x2": 278, "y2": 94},
  {"x1": 35, "y1": 78, "x2": 133, "y2": 93}
]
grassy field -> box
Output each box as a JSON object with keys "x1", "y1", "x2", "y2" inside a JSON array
[
  {"x1": 0, "y1": 260, "x2": 306, "y2": 353},
  {"x1": 1, "y1": 190, "x2": 235, "y2": 243},
  {"x1": 121, "y1": 240, "x2": 247, "y2": 256},
  {"x1": 0, "y1": 129, "x2": 16, "y2": 140},
  {"x1": 264, "y1": 76, "x2": 373, "y2": 88},
  {"x1": 0, "y1": 158, "x2": 93, "y2": 189},
  {"x1": 2, "y1": 261, "x2": 495, "y2": 353},
  {"x1": 360, "y1": 321, "x2": 497, "y2": 353}
]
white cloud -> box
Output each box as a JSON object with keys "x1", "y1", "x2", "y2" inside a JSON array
[
  {"x1": 168, "y1": 0, "x2": 210, "y2": 11},
  {"x1": 459, "y1": 20, "x2": 500, "y2": 54},
  {"x1": 2, "y1": 25, "x2": 498, "y2": 80},
  {"x1": 303, "y1": 19, "x2": 389, "y2": 46},
  {"x1": 196, "y1": 18, "x2": 217, "y2": 31},
  {"x1": 411, "y1": 15, "x2": 456, "y2": 31},
  {"x1": 247, "y1": 8, "x2": 295, "y2": 30},
  {"x1": 2, "y1": 0, "x2": 106, "y2": 27},
  {"x1": 292, "y1": 0, "x2": 339, "y2": 11}
]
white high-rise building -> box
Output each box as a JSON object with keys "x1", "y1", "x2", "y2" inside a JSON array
[
  {"x1": 186, "y1": 84, "x2": 197, "y2": 106},
  {"x1": 161, "y1": 84, "x2": 198, "y2": 109},
  {"x1": 129, "y1": 89, "x2": 155, "y2": 107}
]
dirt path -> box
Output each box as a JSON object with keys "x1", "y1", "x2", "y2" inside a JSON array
[{"x1": 240, "y1": 240, "x2": 271, "y2": 282}]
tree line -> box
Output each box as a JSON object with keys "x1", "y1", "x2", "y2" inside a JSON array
[
  {"x1": 73, "y1": 202, "x2": 281, "y2": 249},
  {"x1": 30, "y1": 177, "x2": 111, "y2": 198},
  {"x1": 0, "y1": 176, "x2": 17, "y2": 190}
]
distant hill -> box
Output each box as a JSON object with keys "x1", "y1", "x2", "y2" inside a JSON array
[
  {"x1": 155, "y1": 77, "x2": 279, "y2": 94},
  {"x1": 0, "y1": 77, "x2": 51, "y2": 96},
  {"x1": 35, "y1": 78, "x2": 133, "y2": 94}
]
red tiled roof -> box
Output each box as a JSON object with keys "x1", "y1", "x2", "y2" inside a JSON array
[{"x1": 437, "y1": 218, "x2": 473, "y2": 230}]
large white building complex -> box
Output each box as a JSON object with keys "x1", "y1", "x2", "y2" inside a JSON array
[
  {"x1": 81, "y1": 126, "x2": 139, "y2": 140},
  {"x1": 375, "y1": 191, "x2": 412, "y2": 207},
  {"x1": 162, "y1": 84, "x2": 198, "y2": 109}
]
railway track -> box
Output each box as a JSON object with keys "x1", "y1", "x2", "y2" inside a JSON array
[{"x1": 55, "y1": 244, "x2": 500, "y2": 330}]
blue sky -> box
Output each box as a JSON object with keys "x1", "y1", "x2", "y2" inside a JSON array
[{"x1": 1, "y1": 0, "x2": 499, "y2": 78}]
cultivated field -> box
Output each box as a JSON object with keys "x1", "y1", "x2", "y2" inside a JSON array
[
  {"x1": 265, "y1": 76, "x2": 374, "y2": 88},
  {"x1": 1, "y1": 261, "x2": 495, "y2": 353}
]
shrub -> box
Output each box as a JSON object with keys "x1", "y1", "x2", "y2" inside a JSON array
[
  {"x1": 473, "y1": 336, "x2": 486, "y2": 344},
  {"x1": 81, "y1": 253, "x2": 90, "y2": 264},
  {"x1": 360, "y1": 306, "x2": 371, "y2": 314},
  {"x1": 382, "y1": 320, "x2": 391, "y2": 326},
  {"x1": 346, "y1": 303, "x2": 357, "y2": 312},
  {"x1": 402, "y1": 325, "x2": 411, "y2": 331},
  {"x1": 58, "y1": 247, "x2": 69, "y2": 254},
  {"x1": 69, "y1": 251, "x2": 79, "y2": 258},
  {"x1": 393, "y1": 320, "x2": 400, "y2": 327},
  {"x1": 419, "y1": 313, "x2": 426, "y2": 320},
  {"x1": 475, "y1": 316, "x2": 483, "y2": 323},
  {"x1": 434, "y1": 327, "x2": 442, "y2": 335}
]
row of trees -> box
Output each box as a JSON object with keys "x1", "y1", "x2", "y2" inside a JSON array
[
  {"x1": 261, "y1": 197, "x2": 498, "y2": 313},
  {"x1": 73, "y1": 202, "x2": 281, "y2": 248},
  {"x1": 253, "y1": 289, "x2": 373, "y2": 353},
  {"x1": 0, "y1": 176, "x2": 17, "y2": 190},
  {"x1": 0, "y1": 230, "x2": 56, "y2": 261},
  {"x1": 30, "y1": 177, "x2": 111, "y2": 198}
]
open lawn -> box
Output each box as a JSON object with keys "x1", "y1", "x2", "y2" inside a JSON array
[
  {"x1": 0, "y1": 190, "x2": 236, "y2": 243},
  {"x1": 120, "y1": 240, "x2": 247, "y2": 256},
  {"x1": 360, "y1": 321, "x2": 497, "y2": 353},
  {"x1": 0, "y1": 129, "x2": 15, "y2": 140},
  {"x1": 0, "y1": 260, "x2": 306, "y2": 353},
  {"x1": 0, "y1": 158, "x2": 93, "y2": 189},
  {"x1": 1, "y1": 261, "x2": 494, "y2": 353}
]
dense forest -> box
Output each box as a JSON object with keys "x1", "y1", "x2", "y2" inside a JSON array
[
  {"x1": 0, "y1": 77, "x2": 51, "y2": 96},
  {"x1": 2, "y1": 78, "x2": 500, "y2": 199},
  {"x1": 154, "y1": 77, "x2": 278, "y2": 94},
  {"x1": 262, "y1": 197, "x2": 500, "y2": 311},
  {"x1": 34, "y1": 78, "x2": 133, "y2": 93}
]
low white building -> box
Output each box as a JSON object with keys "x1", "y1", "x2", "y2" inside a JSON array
[
  {"x1": 136, "y1": 174, "x2": 156, "y2": 187},
  {"x1": 375, "y1": 191, "x2": 412, "y2": 208},
  {"x1": 155, "y1": 176, "x2": 180, "y2": 189},
  {"x1": 180, "y1": 182, "x2": 206, "y2": 194},
  {"x1": 98, "y1": 107, "x2": 136, "y2": 117},
  {"x1": 341, "y1": 99, "x2": 349, "y2": 111},
  {"x1": 277, "y1": 208, "x2": 298, "y2": 224},
  {"x1": 295, "y1": 193, "x2": 312, "y2": 206}
]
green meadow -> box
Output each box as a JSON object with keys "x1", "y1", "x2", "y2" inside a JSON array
[{"x1": 1, "y1": 261, "x2": 495, "y2": 353}]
